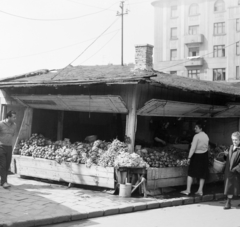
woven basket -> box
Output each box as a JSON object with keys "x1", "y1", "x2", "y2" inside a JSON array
[{"x1": 213, "y1": 152, "x2": 226, "y2": 173}]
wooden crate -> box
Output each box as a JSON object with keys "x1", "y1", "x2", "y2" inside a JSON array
[
  {"x1": 13, "y1": 155, "x2": 115, "y2": 189},
  {"x1": 146, "y1": 167, "x2": 223, "y2": 190},
  {"x1": 147, "y1": 167, "x2": 187, "y2": 189}
]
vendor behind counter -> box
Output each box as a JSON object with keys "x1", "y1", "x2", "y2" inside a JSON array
[{"x1": 153, "y1": 122, "x2": 170, "y2": 147}]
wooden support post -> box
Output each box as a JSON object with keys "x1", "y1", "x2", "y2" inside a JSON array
[
  {"x1": 13, "y1": 107, "x2": 33, "y2": 152},
  {"x1": 125, "y1": 85, "x2": 139, "y2": 153},
  {"x1": 1, "y1": 104, "x2": 7, "y2": 120},
  {"x1": 57, "y1": 111, "x2": 64, "y2": 140},
  {"x1": 238, "y1": 118, "x2": 240, "y2": 132}
]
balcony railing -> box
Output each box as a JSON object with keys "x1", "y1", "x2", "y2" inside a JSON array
[
  {"x1": 185, "y1": 57, "x2": 203, "y2": 67},
  {"x1": 184, "y1": 34, "x2": 204, "y2": 44}
]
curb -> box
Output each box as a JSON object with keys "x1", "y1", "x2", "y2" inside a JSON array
[{"x1": 0, "y1": 193, "x2": 226, "y2": 227}]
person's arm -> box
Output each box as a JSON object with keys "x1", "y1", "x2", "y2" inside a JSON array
[
  {"x1": 154, "y1": 136, "x2": 166, "y2": 145},
  {"x1": 188, "y1": 135, "x2": 198, "y2": 159},
  {"x1": 231, "y1": 148, "x2": 240, "y2": 172}
]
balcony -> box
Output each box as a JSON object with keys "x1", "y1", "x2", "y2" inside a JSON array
[
  {"x1": 184, "y1": 34, "x2": 204, "y2": 44},
  {"x1": 184, "y1": 57, "x2": 203, "y2": 67}
]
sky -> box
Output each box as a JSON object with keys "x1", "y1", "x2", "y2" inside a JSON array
[{"x1": 0, "y1": 0, "x2": 154, "y2": 78}]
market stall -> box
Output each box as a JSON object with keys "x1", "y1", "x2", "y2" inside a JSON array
[{"x1": 1, "y1": 50, "x2": 240, "y2": 195}]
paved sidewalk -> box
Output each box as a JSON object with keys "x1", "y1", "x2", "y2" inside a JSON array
[{"x1": 0, "y1": 175, "x2": 226, "y2": 227}]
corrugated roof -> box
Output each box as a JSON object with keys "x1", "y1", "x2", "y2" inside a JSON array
[{"x1": 0, "y1": 64, "x2": 240, "y2": 97}]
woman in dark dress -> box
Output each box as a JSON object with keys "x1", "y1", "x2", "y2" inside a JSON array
[
  {"x1": 223, "y1": 131, "x2": 240, "y2": 209},
  {"x1": 181, "y1": 121, "x2": 209, "y2": 196}
]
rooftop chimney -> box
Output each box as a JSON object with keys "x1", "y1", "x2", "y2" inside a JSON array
[{"x1": 134, "y1": 44, "x2": 154, "y2": 71}]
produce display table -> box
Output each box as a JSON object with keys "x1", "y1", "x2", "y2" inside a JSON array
[
  {"x1": 147, "y1": 166, "x2": 224, "y2": 190},
  {"x1": 13, "y1": 155, "x2": 224, "y2": 194}
]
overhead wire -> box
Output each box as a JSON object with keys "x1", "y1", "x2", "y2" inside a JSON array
[
  {"x1": 0, "y1": 29, "x2": 120, "y2": 61},
  {"x1": 157, "y1": 39, "x2": 240, "y2": 73},
  {"x1": 65, "y1": 0, "x2": 116, "y2": 11},
  {"x1": 128, "y1": 0, "x2": 153, "y2": 5},
  {"x1": 80, "y1": 30, "x2": 120, "y2": 64},
  {"x1": 0, "y1": 1, "x2": 118, "y2": 21},
  {"x1": 51, "y1": 17, "x2": 120, "y2": 80}
]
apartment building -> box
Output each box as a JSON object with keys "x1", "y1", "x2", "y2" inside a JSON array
[{"x1": 152, "y1": 0, "x2": 240, "y2": 81}]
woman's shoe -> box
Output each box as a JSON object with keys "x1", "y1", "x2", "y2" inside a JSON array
[
  {"x1": 224, "y1": 199, "x2": 231, "y2": 210},
  {"x1": 180, "y1": 190, "x2": 190, "y2": 196},
  {"x1": 195, "y1": 192, "x2": 203, "y2": 196},
  {"x1": 2, "y1": 183, "x2": 11, "y2": 189}
]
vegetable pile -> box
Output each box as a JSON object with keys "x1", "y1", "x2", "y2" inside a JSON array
[
  {"x1": 17, "y1": 134, "x2": 148, "y2": 168},
  {"x1": 138, "y1": 146, "x2": 189, "y2": 168},
  {"x1": 18, "y1": 134, "x2": 226, "y2": 169}
]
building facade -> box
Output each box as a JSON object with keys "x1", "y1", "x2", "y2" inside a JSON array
[{"x1": 152, "y1": 0, "x2": 240, "y2": 81}]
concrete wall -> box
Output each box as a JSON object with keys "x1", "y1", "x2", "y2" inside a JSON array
[{"x1": 152, "y1": 0, "x2": 240, "y2": 81}]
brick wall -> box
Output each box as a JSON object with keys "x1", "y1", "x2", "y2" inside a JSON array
[{"x1": 135, "y1": 44, "x2": 154, "y2": 71}]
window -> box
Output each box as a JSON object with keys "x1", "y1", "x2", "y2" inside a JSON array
[
  {"x1": 171, "y1": 6, "x2": 178, "y2": 18},
  {"x1": 213, "y1": 68, "x2": 226, "y2": 81},
  {"x1": 189, "y1": 4, "x2": 199, "y2": 16},
  {"x1": 213, "y1": 45, "x2": 225, "y2": 57},
  {"x1": 189, "y1": 47, "x2": 199, "y2": 57},
  {"x1": 189, "y1": 25, "x2": 199, "y2": 35},
  {"x1": 170, "y1": 71, "x2": 177, "y2": 75},
  {"x1": 237, "y1": 66, "x2": 240, "y2": 80},
  {"x1": 238, "y1": 0, "x2": 240, "y2": 5},
  {"x1": 188, "y1": 69, "x2": 200, "y2": 79},
  {"x1": 237, "y1": 42, "x2": 240, "y2": 55},
  {"x1": 170, "y1": 49, "x2": 177, "y2": 60},
  {"x1": 237, "y1": 19, "x2": 240, "y2": 32},
  {"x1": 214, "y1": 22, "x2": 225, "y2": 35},
  {"x1": 214, "y1": 0, "x2": 225, "y2": 12},
  {"x1": 171, "y1": 27, "x2": 177, "y2": 39}
]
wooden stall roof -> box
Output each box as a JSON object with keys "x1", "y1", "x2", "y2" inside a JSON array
[
  {"x1": 11, "y1": 94, "x2": 128, "y2": 113},
  {"x1": 1, "y1": 64, "x2": 240, "y2": 97},
  {"x1": 137, "y1": 99, "x2": 240, "y2": 118},
  {"x1": 152, "y1": 73, "x2": 240, "y2": 97},
  {"x1": 0, "y1": 65, "x2": 154, "y2": 86}
]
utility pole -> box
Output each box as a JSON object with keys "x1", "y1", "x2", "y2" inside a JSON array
[{"x1": 117, "y1": 1, "x2": 128, "y2": 66}]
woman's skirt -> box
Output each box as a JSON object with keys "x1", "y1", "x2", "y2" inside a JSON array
[{"x1": 188, "y1": 152, "x2": 209, "y2": 179}]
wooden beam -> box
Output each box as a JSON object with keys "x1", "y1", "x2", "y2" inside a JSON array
[
  {"x1": 238, "y1": 117, "x2": 240, "y2": 132},
  {"x1": 57, "y1": 111, "x2": 64, "y2": 140},
  {"x1": 13, "y1": 107, "x2": 33, "y2": 153},
  {"x1": 1, "y1": 104, "x2": 7, "y2": 121},
  {"x1": 125, "y1": 85, "x2": 139, "y2": 153}
]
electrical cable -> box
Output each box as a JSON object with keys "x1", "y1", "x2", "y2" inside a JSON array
[
  {"x1": 157, "y1": 39, "x2": 240, "y2": 73},
  {"x1": 80, "y1": 30, "x2": 120, "y2": 64},
  {"x1": 128, "y1": 0, "x2": 153, "y2": 5},
  {"x1": 0, "y1": 29, "x2": 120, "y2": 61},
  {"x1": 65, "y1": 0, "x2": 116, "y2": 12},
  {"x1": 51, "y1": 17, "x2": 119, "y2": 80},
  {"x1": 0, "y1": 1, "x2": 118, "y2": 21}
]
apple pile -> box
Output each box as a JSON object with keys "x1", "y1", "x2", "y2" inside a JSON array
[{"x1": 139, "y1": 147, "x2": 189, "y2": 168}]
